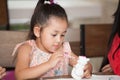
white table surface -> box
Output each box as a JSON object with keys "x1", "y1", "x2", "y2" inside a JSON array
[{"x1": 43, "y1": 74, "x2": 120, "y2": 80}]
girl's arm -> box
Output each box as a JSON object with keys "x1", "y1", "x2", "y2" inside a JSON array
[
  {"x1": 15, "y1": 44, "x2": 52, "y2": 80},
  {"x1": 69, "y1": 51, "x2": 78, "y2": 66},
  {"x1": 15, "y1": 43, "x2": 63, "y2": 80}
]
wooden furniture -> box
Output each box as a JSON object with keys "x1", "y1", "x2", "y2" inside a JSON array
[
  {"x1": 0, "y1": 31, "x2": 28, "y2": 69},
  {"x1": 80, "y1": 24, "x2": 112, "y2": 57},
  {"x1": 0, "y1": 0, "x2": 10, "y2": 30}
]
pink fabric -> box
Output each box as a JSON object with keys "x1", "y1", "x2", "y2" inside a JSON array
[{"x1": 2, "y1": 70, "x2": 15, "y2": 80}]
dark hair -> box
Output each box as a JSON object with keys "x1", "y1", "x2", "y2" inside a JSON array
[
  {"x1": 108, "y1": 1, "x2": 120, "y2": 49},
  {"x1": 100, "y1": 1, "x2": 120, "y2": 71},
  {"x1": 27, "y1": 0, "x2": 68, "y2": 40}
]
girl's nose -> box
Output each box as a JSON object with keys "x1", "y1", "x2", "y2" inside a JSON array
[{"x1": 56, "y1": 36, "x2": 61, "y2": 43}]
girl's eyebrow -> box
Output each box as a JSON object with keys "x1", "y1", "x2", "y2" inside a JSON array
[{"x1": 54, "y1": 30, "x2": 67, "y2": 33}]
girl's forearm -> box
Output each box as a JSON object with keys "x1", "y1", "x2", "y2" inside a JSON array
[
  {"x1": 15, "y1": 61, "x2": 52, "y2": 80},
  {"x1": 69, "y1": 52, "x2": 78, "y2": 66}
]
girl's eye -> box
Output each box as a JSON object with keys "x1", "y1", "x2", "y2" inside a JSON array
[
  {"x1": 51, "y1": 34, "x2": 65, "y2": 37},
  {"x1": 52, "y1": 34, "x2": 57, "y2": 37},
  {"x1": 61, "y1": 34, "x2": 65, "y2": 37}
]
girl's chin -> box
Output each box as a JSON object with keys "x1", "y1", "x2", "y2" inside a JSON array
[
  {"x1": 49, "y1": 49, "x2": 57, "y2": 53},
  {"x1": 50, "y1": 50, "x2": 56, "y2": 53},
  {"x1": 48, "y1": 47, "x2": 60, "y2": 53}
]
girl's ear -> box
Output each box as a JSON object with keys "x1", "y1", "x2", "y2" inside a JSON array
[{"x1": 33, "y1": 25, "x2": 41, "y2": 38}]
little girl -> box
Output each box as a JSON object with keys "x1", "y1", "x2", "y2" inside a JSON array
[{"x1": 13, "y1": 0, "x2": 92, "y2": 79}]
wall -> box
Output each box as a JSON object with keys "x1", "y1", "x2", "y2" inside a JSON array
[
  {"x1": 7, "y1": 0, "x2": 119, "y2": 29},
  {"x1": 70, "y1": 0, "x2": 119, "y2": 28},
  {"x1": 8, "y1": 0, "x2": 102, "y2": 25}
]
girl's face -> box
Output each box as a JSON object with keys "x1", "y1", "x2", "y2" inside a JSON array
[{"x1": 39, "y1": 17, "x2": 68, "y2": 53}]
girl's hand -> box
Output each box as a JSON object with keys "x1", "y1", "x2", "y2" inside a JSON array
[
  {"x1": 82, "y1": 62, "x2": 92, "y2": 79},
  {"x1": 101, "y1": 64, "x2": 113, "y2": 73},
  {"x1": 48, "y1": 47, "x2": 64, "y2": 68},
  {"x1": 0, "y1": 66, "x2": 6, "y2": 79}
]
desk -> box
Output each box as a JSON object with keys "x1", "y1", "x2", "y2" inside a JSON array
[{"x1": 42, "y1": 73, "x2": 120, "y2": 80}]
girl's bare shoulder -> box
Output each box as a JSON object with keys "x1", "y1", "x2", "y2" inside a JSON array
[{"x1": 17, "y1": 42, "x2": 32, "y2": 55}]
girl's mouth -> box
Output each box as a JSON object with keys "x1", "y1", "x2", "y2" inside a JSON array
[{"x1": 54, "y1": 45, "x2": 59, "y2": 49}]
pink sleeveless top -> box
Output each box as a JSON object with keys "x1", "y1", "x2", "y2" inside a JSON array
[{"x1": 12, "y1": 40, "x2": 72, "y2": 79}]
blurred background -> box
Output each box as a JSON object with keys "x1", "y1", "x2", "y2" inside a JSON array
[{"x1": 0, "y1": 0, "x2": 119, "y2": 30}]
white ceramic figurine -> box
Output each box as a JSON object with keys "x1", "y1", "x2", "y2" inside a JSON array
[{"x1": 71, "y1": 56, "x2": 90, "y2": 80}]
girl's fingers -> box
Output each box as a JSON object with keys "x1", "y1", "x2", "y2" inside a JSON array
[
  {"x1": 0, "y1": 67, "x2": 6, "y2": 79},
  {"x1": 1, "y1": 68, "x2": 6, "y2": 74},
  {"x1": 0, "y1": 72, "x2": 6, "y2": 79},
  {"x1": 82, "y1": 65, "x2": 92, "y2": 79},
  {"x1": 83, "y1": 73, "x2": 91, "y2": 79}
]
